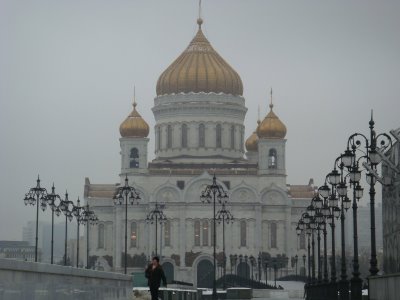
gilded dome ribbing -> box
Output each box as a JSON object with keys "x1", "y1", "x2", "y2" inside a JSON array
[
  {"x1": 156, "y1": 19, "x2": 243, "y2": 96},
  {"x1": 257, "y1": 104, "x2": 287, "y2": 139},
  {"x1": 119, "y1": 103, "x2": 149, "y2": 138}
]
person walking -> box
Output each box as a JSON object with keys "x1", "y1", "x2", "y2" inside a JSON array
[{"x1": 145, "y1": 256, "x2": 167, "y2": 300}]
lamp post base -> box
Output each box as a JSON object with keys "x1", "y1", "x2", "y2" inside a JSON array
[
  {"x1": 350, "y1": 277, "x2": 363, "y2": 300},
  {"x1": 338, "y1": 279, "x2": 349, "y2": 300}
]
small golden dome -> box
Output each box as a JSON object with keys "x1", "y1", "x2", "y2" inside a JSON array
[
  {"x1": 245, "y1": 131, "x2": 259, "y2": 152},
  {"x1": 156, "y1": 20, "x2": 243, "y2": 96},
  {"x1": 257, "y1": 104, "x2": 287, "y2": 139},
  {"x1": 119, "y1": 102, "x2": 149, "y2": 138}
]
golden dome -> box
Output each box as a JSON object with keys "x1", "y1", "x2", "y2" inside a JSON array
[
  {"x1": 156, "y1": 19, "x2": 243, "y2": 96},
  {"x1": 119, "y1": 102, "x2": 149, "y2": 138},
  {"x1": 257, "y1": 103, "x2": 287, "y2": 139},
  {"x1": 245, "y1": 131, "x2": 259, "y2": 152},
  {"x1": 245, "y1": 120, "x2": 260, "y2": 152}
]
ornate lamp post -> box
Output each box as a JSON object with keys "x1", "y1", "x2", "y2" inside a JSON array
[
  {"x1": 264, "y1": 259, "x2": 269, "y2": 284},
  {"x1": 146, "y1": 202, "x2": 167, "y2": 256},
  {"x1": 23, "y1": 176, "x2": 48, "y2": 262},
  {"x1": 113, "y1": 175, "x2": 141, "y2": 274},
  {"x1": 344, "y1": 115, "x2": 393, "y2": 277},
  {"x1": 244, "y1": 255, "x2": 249, "y2": 279},
  {"x1": 81, "y1": 205, "x2": 97, "y2": 269},
  {"x1": 272, "y1": 257, "x2": 278, "y2": 288},
  {"x1": 329, "y1": 154, "x2": 352, "y2": 300},
  {"x1": 200, "y1": 174, "x2": 229, "y2": 300},
  {"x1": 230, "y1": 254, "x2": 237, "y2": 274},
  {"x1": 45, "y1": 183, "x2": 62, "y2": 264},
  {"x1": 249, "y1": 255, "x2": 255, "y2": 283},
  {"x1": 257, "y1": 253, "x2": 262, "y2": 282},
  {"x1": 216, "y1": 202, "x2": 234, "y2": 289},
  {"x1": 72, "y1": 198, "x2": 85, "y2": 268},
  {"x1": 60, "y1": 191, "x2": 74, "y2": 266},
  {"x1": 294, "y1": 255, "x2": 298, "y2": 277}
]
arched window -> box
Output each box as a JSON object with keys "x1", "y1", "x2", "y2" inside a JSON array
[
  {"x1": 199, "y1": 124, "x2": 205, "y2": 147},
  {"x1": 202, "y1": 220, "x2": 209, "y2": 246},
  {"x1": 216, "y1": 124, "x2": 222, "y2": 148},
  {"x1": 157, "y1": 127, "x2": 161, "y2": 150},
  {"x1": 164, "y1": 220, "x2": 171, "y2": 247},
  {"x1": 167, "y1": 125, "x2": 172, "y2": 148},
  {"x1": 230, "y1": 125, "x2": 235, "y2": 149},
  {"x1": 130, "y1": 222, "x2": 137, "y2": 247},
  {"x1": 268, "y1": 149, "x2": 277, "y2": 169},
  {"x1": 299, "y1": 231, "x2": 305, "y2": 250},
  {"x1": 270, "y1": 223, "x2": 277, "y2": 248},
  {"x1": 130, "y1": 148, "x2": 139, "y2": 168},
  {"x1": 194, "y1": 220, "x2": 200, "y2": 246},
  {"x1": 240, "y1": 220, "x2": 246, "y2": 247},
  {"x1": 181, "y1": 124, "x2": 188, "y2": 148},
  {"x1": 98, "y1": 224, "x2": 105, "y2": 249}
]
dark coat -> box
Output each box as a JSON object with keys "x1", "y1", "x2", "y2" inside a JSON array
[{"x1": 145, "y1": 264, "x2": 167, "y2": 288}]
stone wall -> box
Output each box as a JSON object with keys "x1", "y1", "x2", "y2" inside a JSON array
[
  {"x1": 369, "y1": 273, "x2": 400, "y2": 300},
  {"x1": 0, "y1": 258, "x2": 131, "y2": 300}
]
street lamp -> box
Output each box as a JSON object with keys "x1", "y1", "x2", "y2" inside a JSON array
[
  {"x1": 72, "y1": 197, "x2": 85, "y2": 268},
  {"x1": 249, "y1": 255, "x2": 255, "y2": 283},
  {"x1": 257, "y1": 253, "x2": 262, "y2": 283},
  {"x1": 330, "y1": 154, "x2": 352, "y2": 300},
  {"x1": 146, "y1": 202, "x2": 167, "y2": 257},
  {"x1": 200, "y1": 174, "x2": 229, "y2": 300},
  {"x1": 81, "y1": 204, "x2": 97, "y2": 269},
  {"x1": 45, "y1": 183, "x2": 62, "y2": 264},
  {"x1": 345, "y1": 114, "x2": 393, "y2": 278},
  {"x1": 113, "y1": 175, "x2": 141, "y2": 274},
  {"x1": 23, "y1": 175, "x2": 48, "y2": 262},
  {"x1": 216, "y1": 202, "x2": 234, "y2": 289},
  {"x1": 60, "y1": 191, "x2": 74, "y2": 266},
  {"x1": 294, "y1": 255, "x2": 298, "y2": 277}
]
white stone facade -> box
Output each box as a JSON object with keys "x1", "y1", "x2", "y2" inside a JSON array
[{"x1": 83, "y1": 93, "x2": 313, "y2": 285}]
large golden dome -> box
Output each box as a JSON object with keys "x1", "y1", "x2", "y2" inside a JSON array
[
  {"x1": 257, "y1": 103, "x2": 287, "y2": 139},
  {"x1": 156, "y1": 19, "x2": 243, "y2": 96},
  {"x1": 119, "y1": 102, "x2": 149, "y2": 138},
  {"x1": 245, "y1": 120, "x2": 260, "y2": 152}
]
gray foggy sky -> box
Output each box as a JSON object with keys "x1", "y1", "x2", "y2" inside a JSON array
[{"x1": 0, "y1": 0, "x2": 399, "y2": 240}]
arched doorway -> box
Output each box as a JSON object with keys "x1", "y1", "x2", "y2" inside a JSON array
[
  {"x1": 197, "y1": 259, "x2": 214, "y2": 288},
  {"x1": 162, "y1": 262, "x2": 174, "y2": 283},
  {"x1": 237, "y1": 262, "x2": 250, "y2": 279}
]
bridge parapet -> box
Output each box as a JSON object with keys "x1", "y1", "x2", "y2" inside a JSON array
[{"x1": 0, "y1": 258, "x2": 131, "y2": 300}]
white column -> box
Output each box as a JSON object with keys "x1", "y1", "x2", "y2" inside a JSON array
[
  {"x1": 285, "y1": 207, "x2": 291, "y2": 255},
  {"x1": 180, "y1": 215, "x2": 186, "y2": 267},
  {"x1": 255, "y1": 204, "x2": 262, "y2": 251}
]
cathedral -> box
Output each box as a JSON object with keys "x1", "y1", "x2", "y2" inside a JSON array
[{"x1": 83, "y1": 16, "x2": 313, "y2": 286}]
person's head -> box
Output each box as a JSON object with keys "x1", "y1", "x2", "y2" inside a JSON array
[{"x1": 152, "y1": 256, "x2": 160, "y2": 267}]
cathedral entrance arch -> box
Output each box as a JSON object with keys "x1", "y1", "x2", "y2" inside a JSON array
[
  {"x1": 162, "y1": 262, "x2": 174, "y2": 283},
  {"x1": 237, "y1": 262, "x2": 250, "y2": 279},
  {"x1": 197, "y1": 259, "x2": 214, "y2": 288}
]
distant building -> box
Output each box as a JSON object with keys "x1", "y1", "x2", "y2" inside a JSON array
[
  {"x1": 0, "y1": 241, "x2": 37, "y2": 261},
  {"x1": 22, "y1": 220, "x2": 76, "y2": 263},
  {"x1": 382, "y1": 128, "x2": 400, "y2": 274}
]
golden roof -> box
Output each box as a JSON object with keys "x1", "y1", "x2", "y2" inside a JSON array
[
  {"x1": 245, "y1": 120, "x2": 260, "y2": 152},
  {"x1": 257, "y1": 100, "x2": 287, "y2": 139},
  {"x1": 119, "y1": 102, "x2": 149, "y2": 138},
  {"x1": 156, "y1": 18, "x2": 243, "y2": 96}
]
